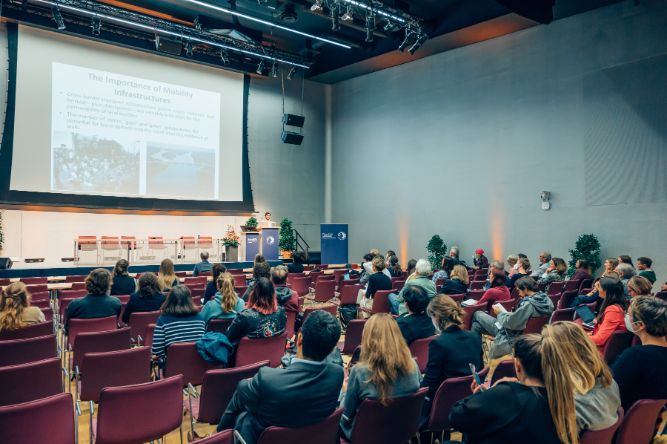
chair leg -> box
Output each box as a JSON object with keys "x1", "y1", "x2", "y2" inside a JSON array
[{"x1": 89, "y1": 401, "x2": 95, "y2": 444}]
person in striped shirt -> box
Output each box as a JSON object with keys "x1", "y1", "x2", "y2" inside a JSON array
[{"x1": 151, "y1": 285, "x2": 206, "y2": 362}]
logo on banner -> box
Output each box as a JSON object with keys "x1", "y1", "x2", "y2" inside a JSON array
[
  {"x1": 248, "y1": 238, "x2": 257, "y2": 244},
  {"x1": 337, "y1": 232, "x2": 347, "y2": 241},
  {"x1": 322, "y1": 232, "x2": 334, "y2": 240},
  {"x1": 266, "y1": 236, "x2": 275, "y2": 245}
]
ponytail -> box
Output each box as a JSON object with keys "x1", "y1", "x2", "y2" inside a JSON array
[
  {"x1": 0, "y1": 283, "x2": 30, "y2": 331},
  {"x1": 217, "y1": 272, "x2": 237, "y2": 313}
]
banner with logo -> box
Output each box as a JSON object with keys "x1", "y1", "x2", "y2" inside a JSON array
[
  {"x1": 244, "y1": 232, "x2": 260, "y2": 261},
  {"x1": 261, "y1": 227, "x2": 280, "y2": 261},
  {"x1": 321, "y1": 223, "x2": 348, "y2": 265}
]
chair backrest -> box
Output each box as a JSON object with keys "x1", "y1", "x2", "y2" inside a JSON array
[
  {"x1": 547, "y1": 294, "x2": 561, "y2": 308},
  {"x1": 579, "y1": 278, "x2": 593, "y2": 293},
  {"x1": 80, "y1": 347, "x2": 152, "y2": 402},
  {"x1": 59, "y1": 289, "x2": 87, "y2": 300},
  {"x1": 558, "y1": 290, "x2": 579, "y2": 309},
  {"x1": 207, "y1": 318, "x2": 234, "y2": 333},
  {"x1": 285, "y1": 309, "x2": 297, "y2": 338},
  {"x1": 302, "y1": 305, "x2": 338, "y2": 325},
  {"x1": 72, "y1": 327, "x2": 131, "y2": 371},
  {"x1": 490, "y1": 360, "x2": 516, "y2": 385},
  {"x1": 233, "y1": 274, "x2": 247, "y2": 287},
  {"x1": 164, "y1": 342, "x2": 223, "y2": 386},
  {"x1": 547, "y1": 281, "x2": 566, "y2": 296},
  {"x1": 564, "y1": 279, "x2": 581, "y2": 292},
  {"x1": 313, "y1": 280, "x2": 336, "y2": 302},
  {"x1": 30, "y1": 290, "x2": 50, "y2": 302},
  {"x1": 409, "y1": 335, "x2": 438, "y2": 373},
  {"x1": 549, "y1": 308, "x2": 575, "y2": 324},
  {"x1": 392, "y1": 279, "x2": 406, "y2": 291},
  {"x1": 191, "y1": 430, "x2": 234, "y2": 444},
  {"x1": 603, "y1": 330, "x2": 634, "y2": 365},
  {"x1": 185, "y1": 276, "x2": 208, "y2": 286},
  {"x1": 20, "y1": 277, "x2": 48, "y2": 285},
  {"x1": 467, "y1": 289, "x2": 485, "y2": 301},
  {"x1": 32, "y1": 298, "x2": 52, "y2": 310},
  {"x1": 67, "y1": 316, "x2": 117, "y2": 349},
  {"x1": 462, "y1": 302, "x2": 487, "y2": 330},
  {"x1": 371, "y1": 290, "x2": 393, "y2": 315},
  {"x1": 0, "y1": 334, "x2": 57, "y2": 366},
  {"x1": 71, "y1": 282, "x2": 87, "y2": 290},
  {"x1": 341, "y1": 319, "x2": 366, "y2": 355},
  {"x1": 143, "y1": 323, "x2": 156, "y2": 348},
  {"x1": 580, "y1": 407, "x2": 624, "y2": 444},
  {"x1": 339, "y1": 284, "x2": 361, "y2": 306},
  {"x1": 257, "y1": 407, "x2": 344, "y2": 444},
  {"x1": 348, "y1": 387, "x2": 428, "y2": 444},
  {"x1": 0, "y1": 358, "x2": 63, "y2": 406},
  {"x1": 448, "y1": 293, "x2": 465, "y2": 305},
  {"x1": 615, "y1": 399, "x2": 667, "y2": 444},
  {"x1": 26, "y1": 284, "x2": 48, "y2": 293},
  {"x1": 426, "y1": 369, "x2": 489, "y2": 432},
  {"x1": 42, "y1": 307, "x2": 54, "y2": 322},
  {"x1": 235, "y1": 333, "x2": 287, "y2": 368},
  {"x1": 0, "y1": 393, "x2": 75, "y2": 444},
  {"x1": 290, "y1": 277, "x2": 310, "y2": 297},
  {"x1": 0, "y1": 321, "x2": 53, "y2": 340},
  {"x1": 65, "y1": 275, "x2": 88, "y2": 283},
  {"x1": 128, "y1": 310, "x2": 161, "y2": 341},
  {"x1": 196, "y1": 361, "x2": 270, "y2": 424},
  {"x1": 469, "y1": 281, "x2": 485, "y2": 290},
  {"x1": 523, "y1": 316, "x2": 549, "y2": 334},
  {"x1": 95, "y1": 375, "x2": 184, "y2": 444}
]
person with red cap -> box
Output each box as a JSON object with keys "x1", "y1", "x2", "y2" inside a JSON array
[{"x1": 474, "y1": 249, "x2": 489, "y2": 269}]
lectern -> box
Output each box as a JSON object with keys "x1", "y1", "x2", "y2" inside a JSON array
[
  {"x1": 261, "y1": 227, "x2": 279, "y2": 261},
  {"x1": 243, "y1": 232, "x2": 260, "y2": 261}
]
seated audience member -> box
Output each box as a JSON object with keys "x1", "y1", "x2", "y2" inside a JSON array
[
  {"x1": 358, "y1": 253, "x2": 375, "y2": 285},
  {"x1": 396, "y1": 286, "x2": 436, "y2": 345},
  {"x1": 204, "y1": 263, "x2": 227, "y2": 303},
  {"x1": 483, "y1": 261, "x2": 509, "y2": 290},
  {"x1": 405, "y1": 259, "x2": 418, "y2": 281},
  {"x1": 0, "y1": 282, "x2": 45, "y2": 330},
  {"x1": 110, "y1": 259, "x2": 136, "y2": 295},
  {"x1": 627, "y1": 275, "x2": 653, "y2": 298},
  {"x1": 612, "y1": 296, "x2": 667, "y2": 410},
  {"x1": 157, "y1": 258, "x2": 179, "y2": 291},
  {"x1": 472, "y1": 277, "x2": 553, "y2": 359},
  {"x1": 439, "y1": 265, "x2": 469, "y2": 296},
  {"x1": 254, "y1": 254, "x2": 267, "y2": 265},
  {"x1": 390, "y1": 259, "x2": 437, "y2": 315},
  {"x1": 64, "y1": 268, "x2": 121, "y2": 333},
  {"x1": 603, "y1": 258, "x2": 620, "y2": 275},
  {"x1": 478, "y1": 273, "x2": 512, "y2": 306},
  {"x1": 506, "y1": 255, "x2": 519, "y2": 276},
  {"x1": 340, "y1": 313, "x2": 421, "y2": 439},
  {"x1": 569, "y1": 271, "x2": 620, "y2": 308},
  {"x1": 122, "y1": 272, "x2": 166, "y2": 324},
  {"x1": 151, "y1": 285, "x2": 205, "y2": 361},
  {"x1": 387, "y1": 255, "x2": 403, "y2": 278},
  {"x1": 271, "y1": 265, "x2": 298, "y2": 312},
  {"x1": 448, "y1": 246, "x2": 462, "y2": 266},
  {"x1": 508, "y1": 257, "x2": 531, "y2": 289},
  {"x1": 530, "y1": 251, "x2": 552, "y2": 278},
  {"x1": 473, "y1": 249, "x2": 489, "y2": 269},
  {"x1": 537, "y1": 257, "x2": 567, "y2": 290},
  {"x1": 201, "y1": 272, "x2": 245, "y2": 324},
  {"x1": 242, "y1": 261, "x2": 271, "y2": 301},
  {"x1": 431, "y1": 258, "x2": 450, "y2": 284},
  {"x1": 544, "y1": 322, "x2": 620, "y2": 433},
  {"x1": 357, "y1": 256, "x2": 393, "y2": 309},
  {"x1": 588, "y1": 277, "x2": 628, "y2": 350},
  {"x1": 193, "y1": 251, "x2": 213, "y2": 277},
  {"x1": 225, "y1": 277, "x2": 286, "y2": 344},
  {"x1": 287, "y1": 251, "x2": 306, "y2": 274},
  {"x1": 636, "y1": 257, "x2": 656, "y2": 284},
  {"x1": 615, "y1": 263, "x2": 636, "y2": 291},
  {"x1": 422, "y1": 295, "x2": 482, "y2": 408},
  {"x1": 218, "y1": 310, "x2": 343, "y2": 444},
  {"x1": 449, "y1": 335, "x2": 572, "y2": 444},
  {"x1": 385, "y1": 250, "x2": 397, "y2": 266},
  {"x1": 617, "y1": 255, "x2": 634, "y2": 267},
  {"x1": 571, "y1": 259, "x2": 592, "y2": 282}
]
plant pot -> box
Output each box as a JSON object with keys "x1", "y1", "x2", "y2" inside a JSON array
[
  {"x1": 240, "y1": 225, "x2": 258, "y2": 232},
  {"x1": 225, "y1": 245, "x2": 239, "y2": 262},
  {"x1": 280, "y1": 250, "x2": 293, "y2": 259}
]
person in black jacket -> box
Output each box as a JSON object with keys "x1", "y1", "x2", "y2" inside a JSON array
[
  {"x1": 439, "y1": 265, "x2": 469, "y2": 296},
  {"x1": 356, "y1": 256, "x2": 392, "y2": 309},
  {"x1": 287, "y1": 251, "x2": 306, "y2": 274},
  {"x1": 110, "y1": 259, "x2": 136, "y2": 295},
  {"x1": 122, "y1": 272, "x2": 166, "y2": 324},
  {"x1": 226, "y1": 277, "x2": 286, "y2": 344},
  {"x1": 64, "y1": 268, "x2": 121, "y2": 333},
  {"x1": 204, "y1": 263, "x2": 227, "y2": 304},
  {"x1": 396, "y1": 286, "x2": 435, "y2": 345},
  {"x1": 218, "y1": 310, "x2": 344, "y2": 444}
]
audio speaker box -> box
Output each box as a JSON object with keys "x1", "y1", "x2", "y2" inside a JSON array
[
  {"x1": 282, "y1": 113, "x2": 305, "y2": 128},
  {"x1": 281, "y1": 130, "x2": 303, "y2": 145}
]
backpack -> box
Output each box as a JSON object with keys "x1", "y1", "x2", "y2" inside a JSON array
[
  {"x1": 196, "y1": 332, "x2": 234, "y2": 365},
  {"x1": 339, "y1": 304, "x2": 358, "y2": 329}
]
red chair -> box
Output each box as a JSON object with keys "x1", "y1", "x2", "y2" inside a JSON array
[
  {"x1": 615, "y1": 399, "x2": 667, "y2": 444},
  {"x1": 32, "y1": 298, "x2": 51, "y2": 309},
  {"x1": 547, "y1": 281, "x2": 566, "y2": 296},
  {"x1": 549, "y1": 308, "x2": 575, "y2": 323},
  {"x1": 547, "y1": 294, "x2": 561, "y2": 308},
  {"x1": 495, "y1": 299, "x2": 517, "y2": 313},
  {"x1": 392, "y1": 280, "x2": 406, "y2": 291},
  {"x1": 0, "y1": 277, "x2": 11, "y2": 286},
  {"x1": 0, "y1": 358, "x2": 63, "y2": 406},
  {"x1": 312, "y1": 280, "x2": 336, "y2": 303},
  {"x1": 285, "y1": 309, "x2": 297, "y2": 338},
  {"x1": 522, "y1": 316, "x2": 549, "y2": 334},
  {"x1": 59, "y1": 298, "x2": 77, "y2": 322},
  {"x1": 20, "y1": 277, "x2": 48, "y2": 285},
  {"x1": 290, "y1": 277, "x2": 310, "y2": 297},
  {"x1": 286, "y1": 272, "x2": 305, "y2": 286},
  {"x1": 462, "y1": 301, "x2": 487, "y2": 330},
  {"x1": 41, "y1": 307, "x2": 54, "y2": 322},
  {"x1": 340, "y1": 388, "x2": 428, "y2": 444},
  {"x1": 409, "y1": 335, "x2": 438, "y2": 373},
  {"x1": 0, "y1": 334, "x2": 57, "y2": 366},
  {"x1": 579, "y1": 278, "x2": 593, "y2": 293},
  {"x1": 580, "y1": 407, "x2": 624, "y2": 444},
  {"x1": 185, "y1": 276, "x2": 208, "y2": 286},
  {"x1": 176, "y1": 271, "x2": 188, "y2": 278},
  {"x1": 0, "y1": 321, "x2": 53, "y2": 340},
  {"x1": 469, "y1": 281, "x2": 485, "y2": 290},
  {"x1": 0, "y1": 393, "x2": 75, "y2": 444},
  {"x1": 256, "y1": 407, "x2": 344, "y2": 444},
  {"x1": 448, "y1": 293, "x2": 465, "y2": 305},
  {"x1": 71, "y1": 282, "x2": 87, "y2": 290},
  {"x1": 30, "y1": 290, "x2": 50, "y2": 302},
  {"x1": 302, "y1": 305, "x2": 338, "y2": 324},
  {"x1": 66, "y1": 316, "x2": 117, "y2": 349},
  {"x1": 192, "y1": 430, "x2": 234, "y2": 444},
  {"x1": 235, "y1": 333, "x2": 287, "y2": 368},
  {"x1": 558, "y1": 290, "x2": 579, "y2": 309},
  {"x1": 65, "y1": 275, "x2": 87, "y2": 283},
  {"x1": 128, "y1": 310, "x2": 161, "y2": 342},
  {"x1": 563, "y1": 279, "x2": 581, "y2": 292},
  {"x1": 339, "y1": 319, "x2": 366, "y2": 355},
  {"x1": 235, "y1": 285, "x2": 248, "y2": 297},
  {"x1": 207, "y1": 318, "x2": 234, "y2": 333},
  {"x1": 70, "y1": 327, "x2": 131, "y2": 374},
  {"x1": 164, "y1": 342, "x2": 224, "y2": 386},
  {"x1": 490, "y1": 360, "x2": 516, "y2": 385},
  {"x1": 233, "y1": 274, "x2": 247, "y2": 287},
  {"x1": 603, "y1": 330, "x2": 634, "y2": 365},
  {"x1": 26, "y1": 284, "x2": 48, "y2": 293},
  {"x1": 339, "y1": 284, "x2": 361, "y2": 306},
  {"x1": 59, "y1": 289, "x2": 87, "y2": 300},
  {"x1": 143, "y1": 323, "x2": 156, "y2": 348},
  {"x1": 365, "y1": 290, "x2": 393, "y2": 315},
  {"x1": 93, "y1": 375, "x2": 185, "y2": 444},
  {"x1": 467, "y1": 289, "x2": 485, "y2": 301}
]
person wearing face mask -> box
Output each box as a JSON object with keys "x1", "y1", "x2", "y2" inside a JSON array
[
  {"x1": 612, "y1": 296, "x2": 667, "y2": 410},
  {"x1": 420, "y1": 295, "x2": 483, "y2": 419}
]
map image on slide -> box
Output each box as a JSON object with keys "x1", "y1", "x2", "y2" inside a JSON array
[
  {"x1": 146, "y1": 143, "x2": 216, "y2": 200},
  {"x1": 52, "y1": 131, "x2": 140, "y2": 195}
]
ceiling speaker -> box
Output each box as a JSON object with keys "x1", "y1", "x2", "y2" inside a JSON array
[{"x1": 281, "y1": 130, "x2": 303, "y2": 145}]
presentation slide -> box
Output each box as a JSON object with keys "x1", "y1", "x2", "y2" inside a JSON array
[{"x1": 10, "y1": 25, "x2": 245, "y2": 203}]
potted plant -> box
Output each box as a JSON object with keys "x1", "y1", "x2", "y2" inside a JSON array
[
  {"x1": 241, "y1": 216, "x2": 258, "y2": 232},
  {"x1": 426, "y1": 235, "x2": 447, "y2": 273},
  {"x1": 279, "y1": 218, "x2": 296, "y2": 258},
  {"x1": 568, "y1": 233, "x2": 602, "y2": 277},
  {"x1": 222, "y1": 225, "x2": 240, "y2": 262}
]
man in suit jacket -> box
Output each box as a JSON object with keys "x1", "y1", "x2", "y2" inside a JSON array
[{"x1": 217, "y1": 310, "x2": 344, "y2": 444}]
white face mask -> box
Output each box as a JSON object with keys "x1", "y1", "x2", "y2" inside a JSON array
[
  {"x1": 624, "y1": 314, "x2": 641, "y2": 335},
  {"x1": 432, "y1": 318, "x2": 441, "y2": 334}
]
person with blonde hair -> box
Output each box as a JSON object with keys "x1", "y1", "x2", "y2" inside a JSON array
[
  {"x1": 0, "y1": 282, "x2": 45, "y2": 331},
  {"x1": 506, "y1": 255, "x2": 519, "y2": 276},
  {"x1": 626, "y1": 275, "x2": 653, "y2": 297},
  {"x1": 157, "y1": 258, "x2": 178, "y2": 291},
  {"x1": 438, "y1": 265, "x2": 469, "y2": 295},
  {"x1": 201, "y1": 272, "x2": 245, "y2": 324},
  {"x1": 339, "y1": 313, "x2": 420, "y2": 439}
]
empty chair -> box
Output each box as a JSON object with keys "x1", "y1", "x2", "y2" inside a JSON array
[
  {"x1": 0, "y1": 393, "x2": 75, "y2": 444},
  {"x1": 66, "y1": 316, "x2": 117, "y2": 349},
  {"x1": 339, "y1": 387, "x2": 428, "y2": 444},
  {"x1": 409, "y1": 335, "x2": 438, "y2": 373},
  {"x1": 0, "y1": 321, "x2": 53, "y2": 340},
  {"x1": 255, "y1": 407, "x2": 344, "y2": 444},
  {"x1": 547, "y1": 294, "x2": 561, "y2": 308},
  {"x1": 549, "y1": 308, "x2": 575, "y2": 323},
  {"x1": 20, "y1": 277, "x2": 48, "y2": 285},
  {"x1": 58, "y1": 289, "x2": 88, "y2": 300},
  {"x1": 302, "y1": 305, "x2": 338, "y2": 324},
  {"x1": 41, "y1": 307, "x2": 54, "y2": 322},
  {"x1": 603, "y1": 330, "x2": 634, "y2": 365},
  {"x1": 71, "y1": 282, "x2": 87, "y2": 290},
  {"x1": 469, "y1": 281, "x2": 485, "y2": 290},
  {"x1": 70, "y1": 327, "x2": 131, "y2": 374},
  {"x1": 164, "y1": 342, "x2": 223, "y2": 386},
  {"x1": 558, "y1": 290, "x2": 579, "y2": 309},
  {"x1": 0, "y1": 358, "x2": 63, "y2": 406},
  {"x1": 312, "y1": 280, "x2": 336, "y2": 303},
  {"x1": 447, "y1": 293, "x2": 465, "y2": 305},
  {"x1": 580, "y1": 408, "x2": 624, "y2": 444},
  {"x1": 289, "y1": 277, "x2": 310, "y2": 298},
  {"x1": 32, "y1": 298, "x2": 52, "y2": 310},
  {"x1": 65, "y1": 275, "x2": 88, "y2": 283},
  {"x1": 93, "y1": 375, "x2": 184, "y2": 444},
  {"x1": 523, "y1": 316, "x2": 549, "y2": 334},
  {"x1": 235, "y1": 333, "x2": 287, "y2": 367},
  {"x1": 490, "y1": 360, "x2": 516, "y2": 385},
  {"x1": 185, "y1": 276, "x2": 208, "y2": 286},
  {"x1": 362, "y1": 290, "x2": 392, "y2": 315},
  {"x1": 547, "y1": 281, "x2": 566, "y2": 296},
  {"x1": 339, "y1": 284, "x2": 362, "y2": 306},
  {"x1": 392, "y1": 280, "x2": 406, "y2": 291},
  {"x1": 128, "y1": 310, "x2": 161, "y2": 342},
  {"x1": 26, "y1": 284, "x2": 48, "y2": 293},
  {"x1": 0, "y1": 277, "x2": 11, "y2": 286},
  {"x1": 339, "y1": 319, "x2": 366, "y2": 355},
  {"x1": 192, "y1": 430, "x2": 234, "y2": 444},
  {"x1": 207, "y1": 318, "x2": 234, "y2": 333},
  {"x1": 233, "y1": 274, "x2": 247, "y2": 287},
  {"x1": 285, "y1": 309, "x2": 297, "y2": 338},
  {"x1": 0, "y1": 334, "x2": 57, "y2": 366},
  {"x1": 30, "y1": 290, "x2": 50, "y2": 302},
  {"x1": 615, "y1": 399, "x2": 667, "y2": 444}
]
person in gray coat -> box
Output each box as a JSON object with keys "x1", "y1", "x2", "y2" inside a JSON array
[{"x1": 472, "y1": 276, "x2": 554, "y2": 359}]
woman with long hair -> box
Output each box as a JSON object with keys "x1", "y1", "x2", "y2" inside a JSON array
[
  {"x1": 405, "y1": 259, "x2": 417, "y2": 281},
  {"x1": 201, "y1": 272, "x2": 245, "y2": 324},
  {"x1": 157, "y1": 258, "x2": 178, "y2": 291},
  {"x1": 339, "y1": 313, "x2": 420, "y2": 439},
  {"x1": 110, "y1": 259, "x2": 136, "y2": 295},
  {"x1": 204, "y1": 263, "x2": 227, "y2": 303},
  {"x1": 225, "y1": 277, "x2": 286, "y2": 344},
  {"x1": 122, "y1": 272, "x2": 166, "y2": 324},
  {"x1": 537, "y1": 257, "x2": 567, "y2": 290},
  {"x1": 478, "y1": 272, "x2": 511, "y2": 305},
  {"x1": 439, "y1": 264, "x2": 469, "y2": 295},
  {"x1": 626, "y1": 275, "x2": 653, "y2": 297},
  {"x1": 588, "y1": 277, "x2": 628, "y2": 350},
  {"x1": 0, "y1": 282, "x2": 45, "y2": 331}
]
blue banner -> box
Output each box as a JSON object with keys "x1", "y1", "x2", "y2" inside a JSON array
[
  {"x1": 321, "y1": 223, "x2": 348, "y2": 265},
  {"x1": 261, "y1": 227, "x2": 280, "y2": 261},
  {"x1": 244, "y1": 232, "x2": 260, "y2": 261}
]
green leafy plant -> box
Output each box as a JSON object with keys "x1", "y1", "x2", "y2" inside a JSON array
[
  {"x1": 568, "y1": 233, "x2": 602, "y2": 277},
  {"x1": 245, "y1": 216, "x2": 258, "y2": 230},
  {"x1": 222, "y1": 225, "x2": 240, "y2": 248},
  {"x1": 426, "y1": 235, "x2": 447, "y2": 272},
  {"x1": 279, "y1": 218, "x2": 296, "y2": 252}
]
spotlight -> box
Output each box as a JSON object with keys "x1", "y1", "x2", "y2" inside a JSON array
[
  {"x1": 408, "y1": 33, "x2": 428, "y2": 54},
  {"x1": 398, "y1": 28, "x2": 416, "y2": 52},
  {"x1": 287, "y1": 66, "x2": 298, "y2": 79},
  {"x1": 220, "y1": 49, "x2": 229, "y2": 65},
  {"x1": 331, "y1": 4, "x2": 340, "y2": 31},
  {"x1": 52, "y1": 6, "x2": 66, "y2": 31},
  {"x1": 383, "y1": 21, "x2": 399, "y2": 33},
  {"x1": 256, "y1": 60, "x2": 265, "y2": 75},
  {"x1": 91, "y1": 17, "x2": 101, "y2": 36},
  {"x1": 310, "y1": 0, "x2": 323, "y2": 13},
  {"x1": 365, "y1": 14, "x2": 375, "y2": 43},
  {"x1": 184, "y1": 40, "x2": 193, "y2": 57},
  {"x1": 270, "y1": 63, "x2": 278, "y2": 78},
  {"x1": 341, "y1": 6, "x2": 354, "y2": 23}
]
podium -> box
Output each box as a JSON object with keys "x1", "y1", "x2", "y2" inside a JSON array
[
  {"x1": 260, "y1": 227, "x2": 279, "y2": 261},
  {"x1": 243, "y1": 232, "x2": 260, "y2": 261}
]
